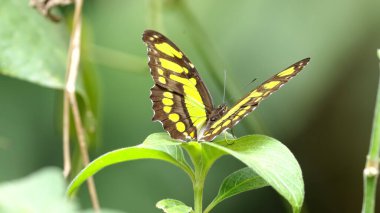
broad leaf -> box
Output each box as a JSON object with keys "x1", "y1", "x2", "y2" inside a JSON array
[
  {"x1": 0, "y1": 167, "x2": 125, "y2": 213},
  {"x1": 0, "y1": 0, "x2": 68, "y2": 89},
  {"x1": 67, "y1": 133, "x2": 303, "y2": 212},
  {"x1": 205, "y1": 135, "x2": 304, "y2": 213},
  {"x1": 0, "y1": 167, "x2": 78, "y2": 213},
  {"x1": 67, "y1": 133, "x2": 193, "y2": 196},
  {"x1": 205, "y1": 167, "x2": 268, "y2": 212},
  {"x1": 0, "y1": 0, "x2": 98, "y2": 144},
  {"x1": 156, "y1": 199, "x2": 192, "y2": 213}
]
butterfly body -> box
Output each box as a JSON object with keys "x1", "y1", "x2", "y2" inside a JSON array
[{"x1": 143, "y1": 30, "x2": 310, "y2": 142}]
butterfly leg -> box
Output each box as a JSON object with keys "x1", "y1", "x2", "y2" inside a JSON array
[{"x1": 230, "y1": 128, "x2": 237, "y2": 139}]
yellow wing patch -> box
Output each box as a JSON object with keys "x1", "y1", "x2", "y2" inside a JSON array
[
  {"x1": 169, "y1": 113, "x2": 180, "y2": 122},
  {"x1": 212, "y1": 126, "x2": 221, "y2": 135},
  {"x1": 163, "y1": 92, "x2": 173, "y2": 98},
  {"x1": 176, "y1": 122, "x2": 186, "y2": 132},
  {"x1": 249, "y1": 91, "x2": 262, "y2": 98},
  {"x1": 160, "y1": 58, "x2": 186, "y2": 73},
  {"x1": 222, "y1": 120, "x2": 231, "y2": 127},
  {"x1": 162, "y1": 98, "x2": 174, "y2": 106},
  {"x1": 158, "y1": 77, "x2": 166, "y2": 84},
  {"x1": 163, "y1": 106, "x2": 172, "y2": 113},
  {"x1": 155, "y1": 42, "x2": 183, "y2": 58},
  {"x1": 157, "y1": 68, "x2": 164, "y2": 75},
  {"x1": 277, "y1": 67, "x2": 295, "y2": 77},
  {"x1": 263, "y1": 81, "x2": 280, "y2": 89}
]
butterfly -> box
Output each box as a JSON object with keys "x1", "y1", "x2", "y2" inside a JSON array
[{"x1": 142, "y1": 30, "x2": 310, "y2": 142}]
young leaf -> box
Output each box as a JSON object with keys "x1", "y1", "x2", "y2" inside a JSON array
[
  {"x1": 205, "y1": 167, "x2": 269, "y2": 212},
  {"x1": 67, "y1": 133, "x2": 193, "y2": 196},
  {"x1": 142, "y1": 133, "x2": 191, "y2": 166},
  {"x1": 205, "y1": 135, "x2": 304, "y2": 213},
  {"x1": 181, "y1": 132, "x2": 235, "y2": 171},
  {"x1": 156, "y1": 199, "x2": 193, "y2": 213}
]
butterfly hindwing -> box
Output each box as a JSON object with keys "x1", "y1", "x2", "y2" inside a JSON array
[
  {"x1": 201, "y1": 58, "x2": 310, "y2": 141},
  {"x1": 143, "y1": 30, "x2": 214, "y2": 141},
  {"x1": 150, "y1": 85, "x2": 198, "y2": 140}
]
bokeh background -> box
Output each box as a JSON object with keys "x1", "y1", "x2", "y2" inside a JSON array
[{"x1": 1, "y1": 0, "x2": 380, "y2": 212}]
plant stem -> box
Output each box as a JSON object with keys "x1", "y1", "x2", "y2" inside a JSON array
[
  {"x1": 62, "y1": 94, "x2": 71, "y2": 178},
  {"x1": 362, "y1": 58, "x2": 380, "y2": 213},
  {"x1": 184, "y1": 143, "x2": 212, "y2": 213},
  {"x1": 203, "y1": 200, "x2": 216, "y2": 213},
  {"x1": 64, "y1": 0, "x2": 100, "y2": 211},
  {"x1": 69, "y1": 92, "x2": 100, "y2": 211},
  {"x1": 193, "y1": 172, "x2": 205, "y2": 213}
]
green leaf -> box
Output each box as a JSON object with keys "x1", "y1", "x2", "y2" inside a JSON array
[
  {"x1": 205, "y1": 135, "x2": 304, "y2": 213},
  {"x1": 0, "y1": 0, "x2": 98, "y2": 146},
  {"x1": 205, "y1": 167, "x2": 269, "y2": 212},
  {"x1": 181, "y1": 132, "x2": 234, "y2": 171},
  {"x1": 156, "y1": 199, "x2": 193, "y2": 213},
  {"x1": 0, "y1": 167, "x2": 79, "y2": 213},
  {"x1": 0, "y1": 0, "x2": 68, "y2": 89},
  {"x1": 0, "y1": 167, "x2": 126, "y2": 213},
  {"x1": 141, "y1": 133, "x2": 190, "y2": 166},
  {"x1": 67, "y1": 133, "x2": 193, "y2": 196}
]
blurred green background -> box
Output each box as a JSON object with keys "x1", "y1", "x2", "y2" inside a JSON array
[{"x1": 1, "y1": 0, "x2": 380, "y2": 212}]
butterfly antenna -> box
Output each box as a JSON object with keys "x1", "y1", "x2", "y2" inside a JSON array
[
  {"x1": 246, "y1": 78, "x2": 258, "y2": 87},
  {"x1": 223, "y1": 69, "x2": 227, "y2": 103},
  {"x1": 242, "y1": 77, "x2": 257, "y2": 92}
]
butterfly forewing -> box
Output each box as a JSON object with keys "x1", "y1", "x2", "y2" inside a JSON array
[
  {"x1": 143, "y1": 30, "x2": 214, "y2": 141},
  {"x1": 201, "y1": 58, "x2": 310, "y2": 141}
]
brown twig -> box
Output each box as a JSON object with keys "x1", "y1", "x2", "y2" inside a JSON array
[
  {"x1": 63, "y1": 0, "x2": 100, "y2": 211},
  {"x1": 68, "y1": 92, "x2": 100, "y2": 211},
  {"x1": 63, "y1": 95, "x2": 71, "y2": 178}
]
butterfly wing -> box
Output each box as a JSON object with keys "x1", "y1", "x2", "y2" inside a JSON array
[
  {"x1": 201, "y1": 58, "x2": 310, "y2": 141},
  {"x1": 143, "y1": 30, "x2": 214, "y2": 141}
]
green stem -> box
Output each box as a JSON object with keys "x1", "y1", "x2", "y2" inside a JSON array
[
  {"x1": 203, "y1": 201, "x2": 217, "y2": 213},
  {"x1": 193, "y1": 172, "x2": 205, "y2": 213},
  {"x1": 183, "y1": 143, "x2": 215, "y2": 213},
  {"x1": 362, "y1": 55, "x2": 380, "y2": 213}
]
